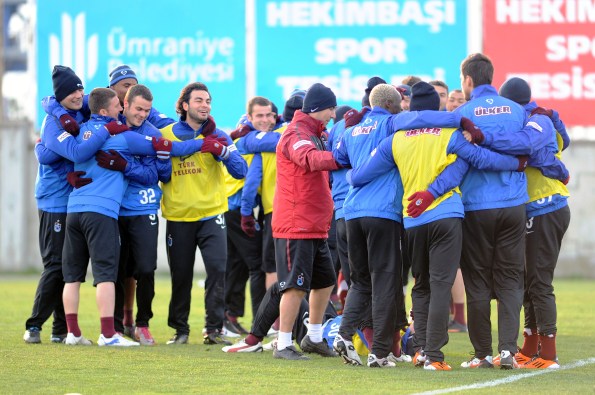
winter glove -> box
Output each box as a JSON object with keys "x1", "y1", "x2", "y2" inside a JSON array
[
  {"x1": 201, "y1": 135, "x2": 230, "y2": 160},
  {"x1": 406, "y1": 190, "x2": 435, "y2": 218},
  {"x1": 59, "y1": 114, "x2": 80, "y2": 136},
  {"x1": 230, "y1": 124, "x2": 252, "y2": 140},
  {"x1": 152, "y1": 137, "x2": 173, "y2": 160},
  {"x1": 104, "y1": 120, "x2": 129, "y2": 135},
  {"x1": 460, "y1": 117, "x2": 484, "y2": 144},
  {"x1": 66, "y1": 171, "x2": 92, "y2": 189},
  {"x1": 96, "y1": 149, "x2": 128, "y2": 172},
  {"x1": 344, "y1": 107, "x2": 370, "y2": 128},
  {"x1": 516, "y1": 155, "x2": 529, "y2": 171},
  {"x1": 201, "y1": 115, "x2": 217, "y2": 137},
  {"x1": 241, "y1": 215, "x2": 257, "y2": 237},
  {"x1": 530, "y1": 107, "x2": 553, "y2": 118},
  {"x1": 563, "y1": 174, "x2": 570, "y2": 185}
]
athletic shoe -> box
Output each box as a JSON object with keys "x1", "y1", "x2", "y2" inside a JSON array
[
  {"x1": 413, "y1": 350, "x2": 427, "y2": 367},
  {"x1": 23, "y1": 327, "x2": 41, "y2": 344},
  {"x1": 222, "y1": 339, "x2": 263, "y2": 353},
  {"x1": 263, "y1": 338, "x2": 277, "y2": 351},
  {"x1": 134, "y1": 326, "x2": 156, "y2": 346},
  {"x1": 447, "y1": 320, "x2": 468, "y2": 333},
  {"x1": 204, "y1": 330, "x2": 232, "y2": 345},
  {"x1": 123, "y1": 325, "x2": 135, "y2": 339},
  {"x1": 64, "y1": 333, "x2": 93, "y2": 346},
  {"x1": 333, "y1": 334, "x2": 362, "y2": 365},
  {"x1": 50, "y1": 333, "x2": 67, "y2": 343},
  {"x1": 424, "y1": 360, "x2": 452, "y2": 371},
  {"x1": 98, "y1": 333, "x2": 140, "y2": 346},
  {"x1": 367, "y1": 354, "x2": 396, "y2": 368},
  {"x1": 514, "y1": 351, "x2": 532, "y2": 366},
  {"x1": 461, "y1": 356, "x2": 494, "y2": 368},
  {"x1": 267, "y1": 327, "x2": 279, "y2": 337},
  {"x1": 273, "y1": 345, "x2": 310, "y2": 360},
  {"x1": 520, "y1": 356, "x2": 560, "y2": 369},
  {"x1": 166, "y1": 333, "x2": 189, "y2": 345},
  {"x1": 499, "y1": 350, "x2": 519, "y2": 369},
  {"x1": 300, "y1": 335, "x2": 337, "y2": 357},
  {"x1": 224, "y1": 312, "x2": 249, "y2": 335},
  {"x1": 388, "y1": 352, "x2": 412, "y2": 363}
]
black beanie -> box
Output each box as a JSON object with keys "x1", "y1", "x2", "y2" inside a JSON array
[
  {"x1": 283, "y1": 95, "x2": 304, "y2": 122},
  {"x1": 335, "y1": 105, "x2": 353, "y2": 122},
  {"x1": 499, "y1": 77, "x2": 531, "y2": 105},
  {"x1": 410, "y1": 81, "x2": 440, "y2": 111},
  {"x1": 362, "y1": 76, "x2": 387, "y2": 106},
  {"x1": 302, "y1": 83, "x2": 337, "y2": 113},
  {"x1": 271, "y1": 102, "x2": 279, "y2": 116},
  {"x1": 52, "y1": 65, "x2": 84, "y2": 102}
]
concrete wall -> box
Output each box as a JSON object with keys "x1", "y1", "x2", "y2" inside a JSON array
[{"x1": 0, "y1": 123, "x2": 593, "y2": 278}]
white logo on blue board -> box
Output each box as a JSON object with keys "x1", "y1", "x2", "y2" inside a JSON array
[{"x1": 49, "y1": 13, "x2": 99, "y2": 83}]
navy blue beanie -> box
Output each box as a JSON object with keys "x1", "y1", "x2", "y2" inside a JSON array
[
  {"x1": 410, "y1": 82, "x2": 440, "y2": 111},
  {"x1": 302, "y1": 83, "x2": 337, "y2": 113},
  {"x1": 499, "y1": 77, "x2": 531, "y2": 105},
  {"x1": 109, "y1": 65, "x2": 138, "y2": 86},
  {"x1": 52, "y1": 65, "x2": 84, "y2": 102},
  {"x1": 283, "y1": 90, "x2": 306, "y2": 122}
]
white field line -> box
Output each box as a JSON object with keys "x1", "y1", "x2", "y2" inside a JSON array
[{"x1": 410, "y1": 357, "x2": 595, "y2": 395}]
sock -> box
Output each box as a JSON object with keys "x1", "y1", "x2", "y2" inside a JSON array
[
  {"x1": 391, "y1": 330, "x2": 401, "y2": 356},
  {"x1": 307, "y1": 323, "x2": 322, "y2": 343},
  {"x1": 226, "y1": 312, "x2": 238, "y2": 324},
  {"x1": 100, "y1": 317, "x2": 116, "y2": 338},
  {"x1": 245, "y1": 333, "x2": 263, "y2": 346},
  {"x1": 539, "y1": 333, "x2": 557, "y2": 361},
  {"x1": 453, "y1": 303, "x2": 466, "y2": 325},
  {"x1": 362, "y1": 327, "x2": 374, "y2": 351},
  {"x1": 123, "y1": 309, "x2": 134, "y2": 327},
  {"x1": 272, "y1": 318, "x2": 280, "y2": 331},
  {"x1": 66, "y1": 314, "x2": 81, "y2": 337},
  {"x1": 520, "y1": 327, "x2": 539, "y2": 356},
  {"x1": 276, "y1": 331, "x2": 293, "y2": 351}
]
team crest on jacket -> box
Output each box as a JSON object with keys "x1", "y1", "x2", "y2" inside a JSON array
[
  {"x1": 83, "y1": 130, "x2": 92, "y2": 140},
  {"x1": 54, "y1": 220, "x2": 61, "y2": 233}
]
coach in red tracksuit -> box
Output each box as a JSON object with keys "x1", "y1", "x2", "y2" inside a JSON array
[{"x1": 271, "y1": 83, "x2": 341, "y2": 360}]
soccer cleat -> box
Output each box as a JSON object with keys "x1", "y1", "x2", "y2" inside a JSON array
[
  {"x1": 521, "y1": 356, "x2": 560, "y2": 369},
  {"x1": 514, "y1": 351, "x2": 532, "y2": 366},
  {"x1": 367, "y1": 354, "x2": 396, "y2": 368},
  {"x1": 388, "y1": 351, "x2": 412, "y2": 363},
  {"x1": 50, "y1": 333, "x2": 67, "y2": 343},
  {"x1": 98, "y1": 333, "x2": 140, "y2": 347},
  {"x1": 123, "y1": 325, "x2": 136, "y2": 339},
  {"x1": 461, "y1": 356, "x2": 494, "y2": 368},
  {"x1": 499, "y1": 350, "x2": 519, "y2": 370},
  {"x1": 166, "y1": 333, "x2": 189, "y2": 345},
  {"x1": 413, "y1": 350, "x2": 427, "y2": 367},
  {"x1": 447, "y1": 320, "x2": 468, "y2": 333},
  {"x1": 273, "y1": 345, "x2": 310, "y2": 360},
  {"x1": 424, "y1": 360, "x2": 452, "y2": 371},
  {"x1": 300, "y1": 335, "x2": 337, "y2": 357},
  {"x1": 64, "y1": 333, "x2": 93, "y2": 346},
  {"x1": 23, "y1": 327, "x2": 41, "y2": 344},
  {"x1": 333, "y1": 334, "x2": 362, "y2": 365},
  {"x1": 204, "y1": 330, "x2": 232, "y2": 345},
  {"x1": 222, "y1": 339, "x2": 263, "y2": 353},
  {"x1": 262, "y1": 338, "x2": 277, "y2": 351},
  {"x1": 134, "y1": 326, "x2": 156, "y2": 346}
]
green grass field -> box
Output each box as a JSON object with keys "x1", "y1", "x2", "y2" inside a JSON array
[{"x1": 1, "y1": 275, "x2": 594, "y2": 394}]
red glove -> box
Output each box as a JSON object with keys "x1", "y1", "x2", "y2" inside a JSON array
[
  {"x1": 201, "y1": 135, "x2": 230, "y2": 159},
  {"x1": 59, "y1": 114, "x2": 80, "y2": 136},
  {"x1": 241, "y1": 215, "x2": 257, "y2": 237},
  {"x1": 530, "y1": 107, "x2": 553, "y2": 118},
  {"x1": 95, "y1": 150, "x2": 128, "y2": 172},
  {"x1": 201, "y1": 115, "x2": 217, "y2": 137},
  {"x1": 406, "y1": 191, "x2": 435, "y2": 218},
  {"x1": 66, "y1": 171, "x2": 92, "y2": 189},
  {"x1": 344, "y1": 107, "x2": 370, "y2": 128},
  {"x1": 230, "y1": 124, "x2": 252, "y2": 140},
  {"x1": 152, "y1": 137, "x2": 173, "y2": 160},
  {"x1": 460, "y1": 117, "x2": 484, "y2": 144},
  {"x1": 563, "y1": 174, "x2": 570, "y2": 185},
  {"x1": 516, "y1": 155, "x2": 529, "y2": 171},
  {"x1": 104, "y1": 120, "x2": 129, "y2": 135}
]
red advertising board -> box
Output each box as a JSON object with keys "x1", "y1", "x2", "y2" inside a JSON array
[{"x1": 484, "y1": 0, "x2": 595, "y2": 126}]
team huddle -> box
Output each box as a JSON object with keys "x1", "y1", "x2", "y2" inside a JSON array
[{"x1": 25, "y1": 53, "x2": 569, "y2": 371}]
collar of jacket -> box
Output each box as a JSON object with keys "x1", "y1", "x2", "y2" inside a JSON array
[
  {"x1": 470, "y1": 84, "x2": 498, "y2": 100},
  {"x1": 291, "y1": 110, "x2": 326, "y2": 136}
]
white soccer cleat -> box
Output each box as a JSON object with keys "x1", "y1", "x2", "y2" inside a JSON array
[
  {"x1": 222, "y1": 339, "x2": 263, "y2": 353},
  {"x1": 98, "y1": 333, "x2": 140, "y2": 347},
  {"x1": 64, "y1": 333, "x2": 93, "y2": 346}
]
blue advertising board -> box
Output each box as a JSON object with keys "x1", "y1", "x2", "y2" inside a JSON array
[
  {"x1": 36, "y1": 1, "x2": 246, "y2": 130},
  {"x1": 255, "y1": 0, "x2": 468, "y2": 117}
]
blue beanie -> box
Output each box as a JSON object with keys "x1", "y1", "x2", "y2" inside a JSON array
[
  {"x1": 499, "y1": 77, "x2": 531, "y2": 105},
  {"x1": 52, "y1": 65, "x2": 84, "y2": 102},
  {"x1": 109, "y1": 65, "x2": 138, "y2": 87},
  {"x1": 410, "y1": 82, "x2": 440, "y2": 111},
  {"x1": 302, "y1": 83, "x2": 337, "y2": 113}
]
